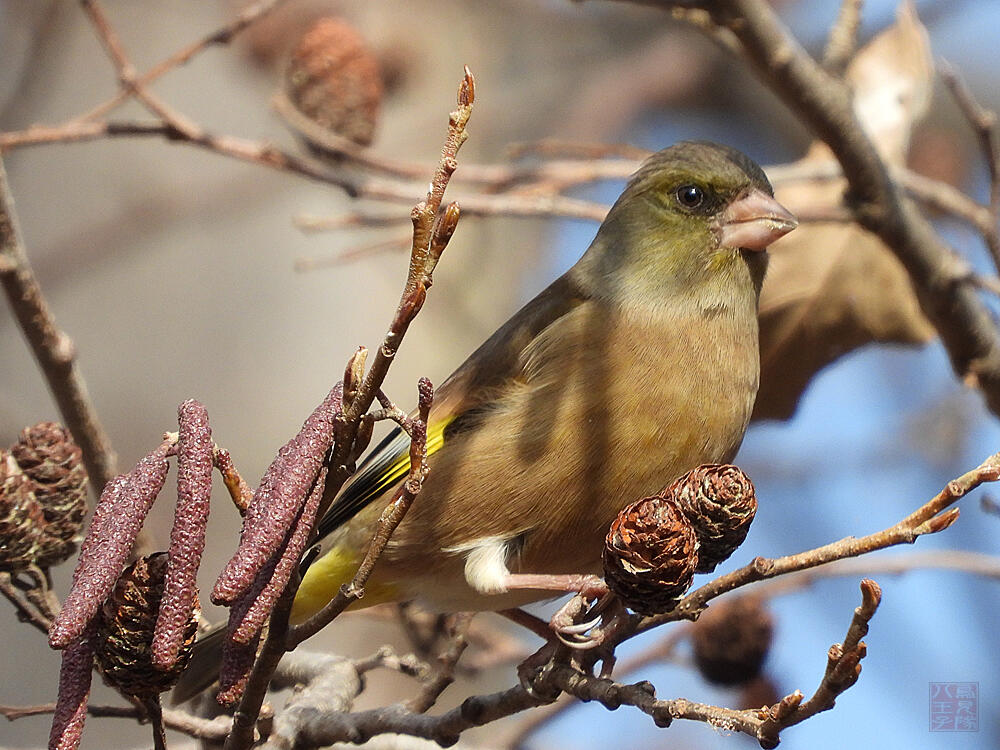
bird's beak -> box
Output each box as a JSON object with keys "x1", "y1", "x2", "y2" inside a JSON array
[{"x1": 716, "y1": 189, "x2": 798, "y2": 251}]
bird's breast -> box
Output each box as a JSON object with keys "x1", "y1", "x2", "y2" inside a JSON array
[{"x1": 374, "y1": 305, "x2": 760, "y2": 606}]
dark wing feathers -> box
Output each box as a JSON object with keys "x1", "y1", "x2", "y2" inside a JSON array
[
  {"x1": 311, "y1": 273, "x2": 591, "y2": 541},
  {"x1": 313, "y1": 425, "x2": 411, "y2": 538}
]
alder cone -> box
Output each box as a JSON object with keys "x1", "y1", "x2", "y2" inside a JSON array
[
  {"x1": 11, "y1": 422, "x2": 89, "y2": 566},
  {"x1": 0, "y1": 452, "x2": 45, "y2": 569},
  {"x1": 691, "y1": 595, "x2": 774, "y2": 686},
  {"x1": 285, "y1": 17, "x2": 382, "y2": 147},
  {"x1": 93, "y1": 553, "x2": 199, "y2": 699},
  {"x1": 670, "y1": 464, "x2": 757, "y2": 573},
  {"x1": 603, "y1": 495, "x2": 698, "y2": 615}
]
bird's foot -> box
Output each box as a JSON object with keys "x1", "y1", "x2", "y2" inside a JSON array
[
  {"x1": 550, "y1": 592, "x2": 633, "y2": 651},
  {"x1": 496, "y1": 574, "x2": 631, "y2": 650}
]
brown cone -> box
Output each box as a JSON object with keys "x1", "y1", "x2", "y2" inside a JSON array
[
  {"x1": 691, "y1": 595, "x2": 774, "y2": 686},
  {"x1": 11, "y1": 422, "x2": 89, "y2": 566},
  {"x1": 603, "y1": 495, "x2": 698, "y2": 615},
  {"x1": 93, "y1": 553, "x2": 199, "y2": 700},
  {"x1": 669, "y1": 464, "x2": 757, "y2": 573},
  {"x1": 0, "y1": 452, "x2": 45, "y2": 569},
  {"x1": 285, "y1": 17, "x2": 382, "y2": 147}
]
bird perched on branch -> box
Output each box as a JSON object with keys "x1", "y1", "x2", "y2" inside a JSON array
[
  {"x1": 176, "y1": 141, "x2": 795, "y2": 701},
  {"x1": 294, "y1": 141, "x2": 796, "y2": 615}
]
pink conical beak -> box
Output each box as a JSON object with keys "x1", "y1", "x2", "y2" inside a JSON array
[{"x1": 716, "y1": 188, "x2": 798, "y2": 251}]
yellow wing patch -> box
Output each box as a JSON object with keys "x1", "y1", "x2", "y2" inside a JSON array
[
  {"x1": 366, "y1": 418, "x2": 449, "y2": 500},
  {"x1": 290, "y1": 417, "x2": 452, "y2": 622}
]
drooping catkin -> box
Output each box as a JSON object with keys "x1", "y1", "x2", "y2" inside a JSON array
[
  {"x1": 153, "y1": 400, "x2": 213, "y2": 669},
  {"x1": 212, "y1": 386, "x2": 338, "y2": 605},
  {"x1": 49, "y1": 444, "x2": 170, "y2": 649}
]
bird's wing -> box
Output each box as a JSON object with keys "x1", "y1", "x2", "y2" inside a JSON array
[{"x1": 313, "y1": 273, "x2": 589, "y2": 539}]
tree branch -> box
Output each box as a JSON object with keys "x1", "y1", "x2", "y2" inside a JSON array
[{"x1": 0, "y1": 154, "x2": 117, "y2": 493}]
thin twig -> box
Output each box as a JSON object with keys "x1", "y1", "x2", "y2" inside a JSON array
[
  {"x1": 74, "y1": 0, "x2": 288, "y2": 123},
  {"x1": 286, "y1": 381, "x2": 434, "y2": 649},
  {"x1": 224, "y1": 71, "x2": 473, "y2": 750},
  {"x1": 746, "y1": 549, "x2": 1000, "y2": 600},
  {"x1": 647, "y1": 452, "x2": 999, "y2": 627},
  {"x1": 940, "y1": 62, "x2": 1000, "y2": 270},
  {"x1": 0, "y1": 571, "x2": 53, "y2": 634},
  {"x1": 0, "y1": 154, "x2": 117, "y2": 493},
  {"x1": 756, "y1": 580, "x2": 881, "y2": 747},
  {"x1": 294, "y1": 235, "x2": 412, "y2": 270},
  {"x1": 405, "y1": 612, "x2": 473, "y2": 714},
  {"x1": 1, "y1": 701, "x2": 233, "y2": 741},
  {"x1": 823, "y1": 0, "x2": 864, "y2": 76}
]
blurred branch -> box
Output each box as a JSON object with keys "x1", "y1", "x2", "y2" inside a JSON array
[
  {"x1": 0, "y1": 701, "x2": 232, "y2": 741},
  {"x1": 80, "y1": 0, "x2": 289, "y2": 124},
  {"x1": 822, "y1": 0, "x2": 863, "y2": 76},
  {"x1": 940, "y1": 62, "x2": 1000, "y2": 268},
  {"x1": 0, "y1": 154, "x2": 117, "y2": 493},
  {"x1": 749, "y1": 549, "x2": 1000, "y2": 599}
]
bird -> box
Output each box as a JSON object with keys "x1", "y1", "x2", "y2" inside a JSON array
[
  {"x1": 175, "y1": 141, "x2": 796, "y2": 700},
  {"x1": 292, "y1": 140, "x2": 796, "y2": 617}
]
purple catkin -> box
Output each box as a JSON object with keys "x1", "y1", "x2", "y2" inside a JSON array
[
  {"x1": 152, "y1": 400, "x2": 213, "y2": 670},
  {"x1": 49, "y1": 445, "x2": 170, "y2": 650},
  {"x1": 217, "y1": 595, "x2": 260, "y2": 706},
  {"x1": 231, "y1": 467, "x2": 328, "y2": 644},
  {"x1": 48, "y1": 634, "x2": 94, "y2": 750},
  {"x1": 211, "y1": 386, "x2": 339, "y2": 605}
]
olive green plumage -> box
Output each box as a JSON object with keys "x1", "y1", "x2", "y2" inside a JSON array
[{"x1": 293, "y1": 141, "x2": 795, "y2": 617}]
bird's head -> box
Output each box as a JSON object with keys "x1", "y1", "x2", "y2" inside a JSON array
[{"x1": 579, "y1": 141, "x2": 797, "y2": 315}]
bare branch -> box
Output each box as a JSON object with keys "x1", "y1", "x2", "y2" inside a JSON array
[
  {"x1": 75, "y1": 0, "x2": 289, "y2": 123},
  {"x1": 0, "y1": 155, "x2": 117, "y2": 493},
  {"x1": 940, "y1": 62, "x2": 1000, "y2": 269},
  {"x1": 0, "y1": 569, "x2": 54, "y2": 634},
  {"x1": 756, "y1": 580, "x2": 881, "y2": 746},
  {"x1": 2, "y1": 701, "x2": 232, "y2": 742},
  {"x1": 223, "y1": 71, "x2": 473, "y2": 750},
  {"x1": 823, "y1": 0, "x2": 864, "y2": 76},
  {"x1": 652, "y1": 452, "x2": 999, "y2": 625}
]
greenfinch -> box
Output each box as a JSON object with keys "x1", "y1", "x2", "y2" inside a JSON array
[
  {"x1": 174, "y1": 141, "x2": 796, "y2": 702},
  {"x1": 291, "y1": 140, "x2": 797, "y2": 618}
]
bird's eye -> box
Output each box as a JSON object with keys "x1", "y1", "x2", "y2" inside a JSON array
[{"x1": 675, "y1": 185, "x2": 705, "y2": 209}]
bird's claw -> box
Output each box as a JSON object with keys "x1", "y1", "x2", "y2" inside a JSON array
[{"x1": 549, "y1": 589, "x2": 622, "y2": 650}]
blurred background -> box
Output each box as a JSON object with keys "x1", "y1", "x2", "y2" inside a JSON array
[{"x1": 1, "y1": 0, "x2": 998, "y2": 748}]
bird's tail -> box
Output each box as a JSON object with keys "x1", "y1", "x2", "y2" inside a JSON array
[{"x1": 171, "y1": 622, "x2": 226, "y2": 704}]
